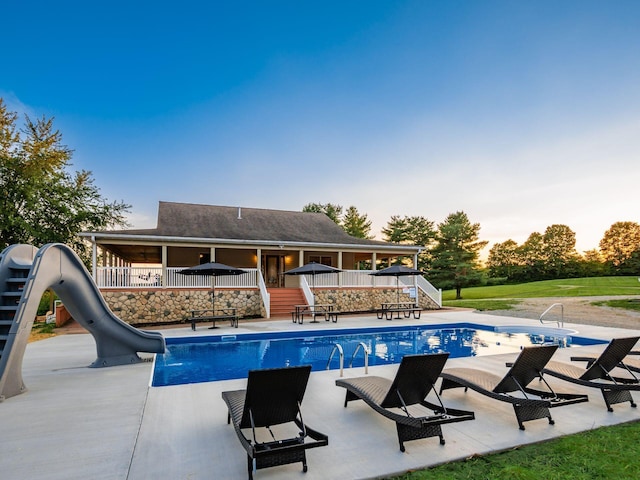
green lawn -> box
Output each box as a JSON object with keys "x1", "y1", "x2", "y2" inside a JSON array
[
  {"x1": 390, "y1": 421, "x2": 640, "y2": 480},
  {"x1": 442, "y1": 276, "x2": 640, "y2": 309}
]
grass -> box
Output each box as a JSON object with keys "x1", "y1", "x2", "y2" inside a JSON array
[
  {"x1": 443, "y1": 276, "x2": 640, "y2": 309},
  {"x1": 390, "y1": 421, "x2": 640, "y2": 479},
  {"x1": 29, "y1": 321, "x2": 57, "y2": 342},
  {"x1": 592, "y1": 299, "x2": 640, "y2": 312}
]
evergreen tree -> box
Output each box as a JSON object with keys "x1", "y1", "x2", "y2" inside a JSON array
[
  {"x1": 429, "y1": 211, "x2": 487, "y2": 299},
  {"x1": 302, "y1": 202, "x2": 343, "y2": 225},
  {"x1": 382, "y1": 215, "x2": 436, "y2": 270},
  {"x1": 342, "y1": 206, "x2": 372, "y2": 239}
]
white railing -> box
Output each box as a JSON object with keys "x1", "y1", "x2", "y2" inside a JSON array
[
  {"x1": 256, "y1": 271, "x2": 270, "y2": 318},
  {"x1": 96, "y1": 266, "x2": 163, "y2": 288},
  {"x1": 96, "y1": 266, "x2": 259, "y2": 289},
  {"x1": 307, "y1": 270, "x2": 396, "y2": 288},
  {"x1": 93, "y1": 267, "x2": 441, "y2": 307},
  {"x1": 414, "y1": 275, "x2": 442, "y2": 307},
  {"x1": 300, "y1": 276, "x2": 315, "y2": 306}
]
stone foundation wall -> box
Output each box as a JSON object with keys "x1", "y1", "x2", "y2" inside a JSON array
[
  {"x1": 100, "y1": 287, "x2": 439, "y2": 325},
  {"x1": 101, "y1": 289, "x2": 264, "y2": 325},
  {"x1": 314, "y1": 288, "x2": 440, "y2": 311}
]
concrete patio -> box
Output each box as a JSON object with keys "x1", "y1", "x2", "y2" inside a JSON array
[{"x1": 2, "y1": 310, "x2": 640, "y2": 480}]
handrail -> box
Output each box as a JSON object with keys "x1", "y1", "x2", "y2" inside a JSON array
[
  {"x1": 540, "y1": 303, "x2": 564, "y2": 328},
  {"x1": 348, "y1": 342, "x2": 369, "y2": 374},
  {"x1": 300, "y1": 276, "x2": 315, "y2": 307},
  {"x1": 256, "y1": 270, "x2": 270, "y2": 319},
  {"x1": 326, "y1": 343, "x2": 344, "y2": 377}
]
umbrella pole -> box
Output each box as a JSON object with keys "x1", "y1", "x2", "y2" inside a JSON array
[
  {"x1": 211, "y1": 277, "x2": 216, "y2": 313},
  {"x1": 208, "y1": 277, "x2": 217, "y2": 330}
]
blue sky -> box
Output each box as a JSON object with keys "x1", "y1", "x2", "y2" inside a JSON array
[{"x1": 3, "y1": 1, "x2": 639, "y2": 255}]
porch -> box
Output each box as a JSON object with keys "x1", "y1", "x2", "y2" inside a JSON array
[{"x1": 94, "y1": 266, "x2": 442, "y2": 321}]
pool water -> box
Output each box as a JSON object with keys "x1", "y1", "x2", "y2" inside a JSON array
[{"x1": 152, "y1": 323, "x2": 605, "y2": 387}]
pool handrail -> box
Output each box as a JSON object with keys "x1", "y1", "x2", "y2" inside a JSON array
[
  {"x1": 540, "y1": 303, "x2": 564, "y2": 328},
  {"x1": 348, "y1": 342, "x2": 370, "y2": 374},
  {"x1": 326, "y1": 343, "x2": 344, "y2": 377}
]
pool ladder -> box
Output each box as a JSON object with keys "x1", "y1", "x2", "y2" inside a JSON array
[
  {"x1": 540, "y1": 303, "x2": 564, "y2": 328},
  {"x1": 326, "y1": 342, "x2": 369, "y2": 377}
]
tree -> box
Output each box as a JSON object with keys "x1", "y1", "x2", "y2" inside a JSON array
[
  {"x1": 599, "y1": 221, "x2": 640, "y2": 271},
  {"x1": 487, "y1": 239, "x2": 521, "y2": 279},
  {"x1": 543, "y1": 224, "x2": 579, "y2": 278},
  {"x1": 381, "y1": 215, "x2": 410, "y2": 243},
  {"x1": 429, "y1": 211, "x2": 487, "y2": 299},
  {"x1": 342, "y1": 206, "x2": 373, "y2": 239},
  {"x1": 0, "y1": 98, "x2": 130, "y2": 261},
  {"x1": 302, "y1": 202, "x2": 343, "y2": 225},
  {"x1": 517, "y1": 232, "x2": 546, "y2": 281},
  {"x1": 382, "y1": 215, "x2": 436, "y2": 271}
]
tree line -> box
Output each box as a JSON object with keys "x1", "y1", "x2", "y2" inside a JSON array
[{"x1": 302, "y1": 203, "x2": 640, "y2": 297}]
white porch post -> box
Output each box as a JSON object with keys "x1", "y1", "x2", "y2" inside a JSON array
[
  {"x1": 371, "y1": 252, "x2": 377, "y2": 286},
  {"x1": 210, "y1": 247, "x2": 216, "y2": 262},
  {"x1": 337, "y1": 251, "x2": 343, "y2": 287},
  {"x1": 298, "y1": 250, "x2": 304, "y2": 267},
  {"x1": 91, "y1": 236, "x2": 97, "y2": 279},
  {"x1": 256, "y1": 248, "x2": 262, "y2": 285},
  {"x1": 161, "y1": 245, "x2": 167, "y2": 287}
]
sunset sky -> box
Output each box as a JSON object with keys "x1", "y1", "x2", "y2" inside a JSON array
[{"x1": 3, "y1": 1, "x2": 639, "y2": 255}]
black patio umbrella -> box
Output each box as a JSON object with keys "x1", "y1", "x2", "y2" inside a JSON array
[
  {"x1": 283, "y1": 262, "x2": 342, "y2": 303},
  {"x1": 370, "y1": 265, "x2": 423, "y2": 304},
  {"x1": 178, "y1": 262, "x2": 247, "y2": 312}
]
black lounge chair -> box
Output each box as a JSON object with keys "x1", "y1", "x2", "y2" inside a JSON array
[
  {"x1": 221, "y1": 365, "x2": 328, "y2": 480},
  {"x1": 335, "y1": 353, "x2": 475, "y2": 452},
  {"x1": 439, "y1": 345, "x2": 589, "y2": 430},
  {"x1": 542, "y1": 336, "x2": 640, "y2": 412}
]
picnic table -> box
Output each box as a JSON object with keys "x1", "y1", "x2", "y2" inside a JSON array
[
  {"x1": 376, "y1": 302, "x2": 422, "y2": 320},
  {"x1": 187, "y1": 308, "x2": 238, "y2": 330},
  {"x1": 291, "y1": 304, "x2": 338, "y2": 324}
]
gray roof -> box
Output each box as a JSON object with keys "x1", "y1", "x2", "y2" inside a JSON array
[{"x1": 100, "y1": 201, "x2": 403, "y2": 248}]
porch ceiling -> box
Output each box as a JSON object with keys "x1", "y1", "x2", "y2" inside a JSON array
[{"x1": 102, "y1": 244, "x2": 162, "y2": 263}]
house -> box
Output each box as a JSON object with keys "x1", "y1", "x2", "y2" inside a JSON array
[{"x1": 81, "y1": 202, "x2": 441, "y2": 323}]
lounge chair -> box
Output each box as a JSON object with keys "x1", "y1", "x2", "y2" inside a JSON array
[
  {"x1": 335, "y1": 353, "x2": 475, "y2": 452},
  {"x1": 221, "y1": 365, "x2": 328, "y2": 480},
  {"x1": 439, "y1": 345, "x2": 589, "y2": 430},
  {"x1": 541, "y1": 336, "x2": 640, "y2": 412}
]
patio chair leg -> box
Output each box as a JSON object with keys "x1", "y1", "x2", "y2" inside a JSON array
[{"x1": 247, "y1": 455, "x2": 254, "y2": 480}]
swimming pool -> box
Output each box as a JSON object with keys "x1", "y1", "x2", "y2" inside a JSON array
[{"x1": 152, "y1": 323, "x2": 606, "y2": 387}]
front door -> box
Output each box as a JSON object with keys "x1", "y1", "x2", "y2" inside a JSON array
[{"x1": 264, "y1": 255, "x2": 283, "y2": 287}]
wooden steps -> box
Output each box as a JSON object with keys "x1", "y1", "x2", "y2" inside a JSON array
[{"x1": 268, "y1": 288, "x2": 306, "y2": 317}]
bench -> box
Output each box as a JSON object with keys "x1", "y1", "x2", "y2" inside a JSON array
[{"x1": 187, "y1": 308, "x2": 238, "y2": 330}]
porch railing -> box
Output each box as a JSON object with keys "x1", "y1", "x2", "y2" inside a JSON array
[
  {"x1": 94, "y1": 267, "x2": 442, "y2": 307},
  {"x1": 96, "y1": 267, "x2": 259, "y2": 289}
]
